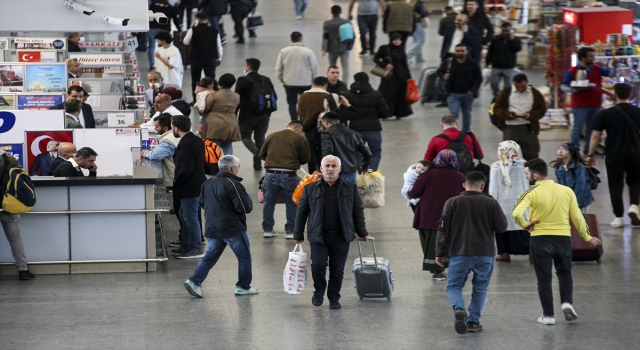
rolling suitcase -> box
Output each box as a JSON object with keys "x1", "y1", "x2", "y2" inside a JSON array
[
  {"x1": 418, "y1": 66, "x2": 439, "y2": 104},
  {"x1": 352, "y1": 237, "x2": 394, "y2": 299},
  {"x1": 173, "y1": 31, "x2": 190, "y2": 68},
  {"x1": 570, "y1": 213, "x2": 603, "y2": 263}
]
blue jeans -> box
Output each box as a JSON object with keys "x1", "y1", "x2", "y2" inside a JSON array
[
  {"x1": 179, "y1": 197, "x2": 202, "y2": 251},
  {"x1": 293, "y1": 0, "x2": 308, "y2": 15},
  {"x1": 210, "y1": 138, "x2": 233, "y2": 155},
  {"x1": 262, "y1": 172, "x2": 299, "y2": 233},
  {"x1": 188, "y1": 232, "x2": 253, "y2": 289},
  {"x1": 357, "y1": 131, "x2": 382, "y2": 172},
  {"x1": 406, "y1": 22, "x2": 425, "y2": 61},
  {"x1": 571, "y1": 107, "x2": 600, "y2": 153},
  {"x1": 147, "y1": 28, "x2": 161, "y2": 67},
  {"x1": 446, "y1": 256, "x2": 495, "y2": 323},
  {"x1": 447, "y1": 93, "x2": 475, "y2": 131},
  {"x1": 339, "y1": 172, "x2": 357, "y2": 184},
  {"x1": 207, "y1": 15, "x2": 224, "y2": 38}
]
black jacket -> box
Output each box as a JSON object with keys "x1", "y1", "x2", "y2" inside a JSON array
[
  {"x1": 67, "y1": 41, "x2": 81, "y2": 53},
  {"x1": 200, "y1": 172, "x2": 253, "y2": 239},
  {"x1": 321, "y1": 123, "x2": 371, "y2": 173},
  {"x1": 173, "y1": 132, "x2": 207, "y2": 198},
  {"x1": 293, "y1": 177, "x2": 368, "y2": 243},
  {"x1": 172, "y1": 99, "x2": 191, "y2": 116},
  {"x1": 342, "y1": 81, "x2": 390, "y2": 131},
  {"x1": 462, "y1": 9, "x2": 494, "y2": 45},
  {"x1": 485, "y1": 35, "x2": 522, "y2": 69},
  {"x1": 50, "y1": 102, "x2": 96, "y2": 128},
  {"x1": 440, "y1": 24, "x2": 481, "y2": 63},
  {"x1": 235, "y1": 71, "x2": 277, "y2": 120},
  {"x1": 53, "y1": 161, "x2": 97, "y2": 177},
  {"x1": 189, "y1": 23, "x2": 219, "y2": 60},
  {"x1": 229, "y1": 0, "x2": 252, "y2": 16},
  {"x1": 327, "y1": 80, "x2": 348, "y2": 95},
  {"x1": 445, "y1": 58, "x2": 482, "y2": 98},
  {"x1": 47, "y1": 156, "x2": 67, "y2": 176},
  {"x1": 199, "y1": 0, "x2": 229, "y2": 15}
]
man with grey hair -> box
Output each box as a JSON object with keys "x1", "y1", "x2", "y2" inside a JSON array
[
  {"x1": 184, "y1": 155, "x2": 259, "y2": 298},
  {"x1": 294, "y1": 155, "x2": 370, "y2": 309},
  {"x1": 66, "y1": 58, "x2": 81, "y2": 79},
  {"x1": 145, "y1": 71, "x2": 184, "y2": 108},
  {"x1": 131, "y1": 93, "x2": 182, "y2": 130},
  {"x1": 30, "y1": 140, "x2": 60, "y2": 176}
]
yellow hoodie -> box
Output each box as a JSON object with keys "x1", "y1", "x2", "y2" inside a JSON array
[{"x1": 512, "y1": 180, "x2": 592, "y2": 242}]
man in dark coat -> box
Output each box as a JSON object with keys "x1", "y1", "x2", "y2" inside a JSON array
[
  {"x1": 53, "y1": 147, "x2": 98, "y2": 177},
  {"x1": 441, "y1": 14, "x2": 482, "y2": 63},
  {"x1": 49, "y1": 86, "x2": 96, "y2": 128},
  {"x1": 198, "y1": 0, "x2": 229, "y2": 40},
  {"x1": 462, "y1": 0, "x2": 494, "y2": 48},
  {"x1": 47, "y1": 143, "x2": 76, "y2": 176},
  {"x1": 320, "y1": 112, "x2": 372, "y2": 184},
  {"x1": 294, "y1": 155, "x2": 370, "y2": 309}
]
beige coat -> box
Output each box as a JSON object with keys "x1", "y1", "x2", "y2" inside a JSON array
[{"x1": 201, "y1": 89, "x2": 242, "y2": 141}]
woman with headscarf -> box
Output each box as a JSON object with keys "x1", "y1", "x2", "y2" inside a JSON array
[
  {"x1": 373, "y1": 33, "x2": 413, "y2": 120},
  {"x1": 488, "y1": 141, "x2": 531, "y2": 262},
  {"x1": 201, "y1": 74, "x2": 242, "y2": 155},
  {"x1": 409, "y1": 149, "x2": 465, "y2": 280}
]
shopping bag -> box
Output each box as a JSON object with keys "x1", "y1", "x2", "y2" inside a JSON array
[
  {"x1": 283, "y1": 244, "x2": 307, "y2": 294},
  {"x1": 247, "y1": 11, "x2": 263, "y2": 30},
  {"x1": 405, "y1": 79, "x2": 419, "y2": 105},
  {"x1": 357, "y1": 171, "x2": 385, "y2": 208},
  {"x1": 258, "y1": 176, "x2": 285, "y2": 204},
  {"x1": 292, "y1": 171, "x2": 321, "y2": 205}
]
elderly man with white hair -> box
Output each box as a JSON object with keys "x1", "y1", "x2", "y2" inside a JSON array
[
  {"x1": 30, "y1": 140, "x2": 60, "y2": 176},
  {"x1": 183, "y1": 155, "x2": 258, "y2": 298},
  {"x1": 294, "y1": 155, "x2": 370, "y2": 310}
]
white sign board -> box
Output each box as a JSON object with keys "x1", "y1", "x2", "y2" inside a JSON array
[
  {"x1": 14, "y1": 37, "x2": 66, "y2": 50},
  {"x1": 79, "y1": 42, "x2": 123, "y2": 48},
  {"x1": 124, "y1": 37, "x2": 139, "y2": 53},
  {"x1": 108, "y1": 112, "x2": 135, "y2": 127},
  {"x1": 0, "y1": 110, "x2": 65, "y2": 144},
  {"x1": 73, "y1": 129, "x2": 139, "y2": 176},
  {"x1": 68, "y1": 53, "x2": 124, "y2": 65}
]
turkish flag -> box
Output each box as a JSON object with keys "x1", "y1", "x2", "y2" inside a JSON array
[{"x1": 18, "y1": 51, "x2": 41, "y2": 62}]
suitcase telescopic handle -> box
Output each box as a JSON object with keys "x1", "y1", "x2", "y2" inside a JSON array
[{"x1": 357, "y1": 237, "x2": 378, "y2": 271}]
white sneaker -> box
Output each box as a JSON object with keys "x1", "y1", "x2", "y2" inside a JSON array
[
  {"x1": 285, "y1": 232, "x2": 294, "y2": 239},
  {"x1": 561, "y1": 303, "x2": 578, "y2": 321},
  {"x1": 629, "y1": 205, "x2": 640, "y2": 226},
  {"x1": 537, "y1": 315, "x2": 556, "y2": 325},
  {"x1": 611, "y1": 217, "x2": 625, "y2": 228},
  {"x1": 263, "y1": 230, "x2": 279, "y2": 238},
  {"x1": 296, "y1": 15, "x2": 302, "y2": 20}
]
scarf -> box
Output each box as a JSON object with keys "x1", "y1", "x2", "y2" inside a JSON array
[
  {"x1": 432, "y1": 149, "x2": 459, "y2": 171},
  {"x1": 498, "y1": 141, "x2": 521, "y2": 187}
]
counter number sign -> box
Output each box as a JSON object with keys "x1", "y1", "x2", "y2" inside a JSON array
[
  {"x1": 124, "y1": 37, "x2": 138, "y2": 53},
  {"x1": 108, "y1": 113, "x2": 134, "y2": 127}
]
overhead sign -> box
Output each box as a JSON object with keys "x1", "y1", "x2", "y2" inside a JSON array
[
  {"x1": 108, "y1": 112, "x2": 135, "y2": 127},
  {"x1": 18, "y1": 51, "x2": 41, "y2": 62},
  {"x1": 79, "y1": 42, "x2": 123, "y2": 48},
  {"x1": 68, "y1": 53, "x2": 124, "y2": 65},
  {"x1": 14, "y1": 37, "x2": 65, "y2": 50}
]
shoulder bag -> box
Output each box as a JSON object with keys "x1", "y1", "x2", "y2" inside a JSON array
[{"x1": 370, "y1": 45, "x2": 393, "y2": 80}]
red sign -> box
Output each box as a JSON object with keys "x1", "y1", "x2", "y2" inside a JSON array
[
  {"x1": 18, "y1": 51, "x2": 41, "y2": 62},
  {"x1": 564, "y1": 11, "x2": 577, "y2": 26},
  {"x1": 25, "y1": 131, "x2": 74, "y2": 176}
]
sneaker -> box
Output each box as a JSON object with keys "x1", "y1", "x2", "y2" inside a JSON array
[
  {"x1": 329, "y1": 299, "x2": 341, "y2": 309},
  {"x1": 454, "y1": 309, "x2": 467, "y2": 334},
  {"x1": 235, "y1": 286, "x2": 259, "y2": 295},
  {"x1": 285, "y1": 232, "x2": 294, "y2": 240},
  {"x1": 18, "y1": 270, "x2": 35, "y2": 281},
  {"x1": 432, "y1": 273, "x2": 446, "y2": 281},
  {"x1": 561, "y1": 303, "x2": 578, "y2": 321},
  {"x1": 249, "y1": 31, "x2": 257, "y2": 38},
  {"x1": 359, "y1": 50, "x2": 368, "y2": 55},
  {"x1": 221, "y1": 38, "x2": 227, "y2": 45},
  {"x1": 312, "y1": 293, "x2": 323, "y2": 306},
  {"x1": 629, "y1": 205, "x2": 640, "y2": 226},
  {"x1": 496, "y1": 253, "x2": 511, "y2": 262},
  {"x1": 176, "y1": 250, "x2": 205, "y2": 259},
  {"x1": 263, "y1": 230, "x2": 279, "y2": 238},
  {"x1": 296, "y1": 15, "x2": 302, "y2": 20},
  {"x1": 171, "y1": 247, "x2": 189, "y2": 255},
  {"x1": 611, "y1": 217, "x2": 625, "y2": 228},
  {"x1": 168, "y1": 240, "x2": 181, "y2": 247},
  {"x1": 183, "y1": 279, "x2": 203, "y2": 298},
  {"x1": 466, "y1": 321, "x2": 483, "y2": 333},
  {"x1": 148, "y1": 66, "x2": 156, "y2": 71},
  {"x1": 537, "y1": 315, "x2": 556, "y2": 325}
]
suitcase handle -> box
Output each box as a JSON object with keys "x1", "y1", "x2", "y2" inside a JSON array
[{"x1": 357, "y1": 237, "x2": 378, "y2": 271}]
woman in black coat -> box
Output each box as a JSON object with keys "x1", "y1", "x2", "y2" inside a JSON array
[{"x1": 374, "y1": 33, "x2": 413, "y2": 120}]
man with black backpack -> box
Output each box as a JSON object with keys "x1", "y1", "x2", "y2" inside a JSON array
[
  {"x1": 235, "y1": 58, "x2": 278, "y2": 170},
  {"x1": 424, "y1": 114, "x2": 484, "y2": 171}
]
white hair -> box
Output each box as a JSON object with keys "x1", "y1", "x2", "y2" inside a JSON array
[
  {"x1": 219, "y1": 155, "x2": 240, "y2": 173},
  {"x1": 46, "y1": 140, "x2": 60, "y2": 152},
  {"x1": 321, "y1": 155, "x2": 341, "y2": 167}
]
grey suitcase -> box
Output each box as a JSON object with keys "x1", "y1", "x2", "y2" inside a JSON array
[
  {"x1": 352, "y1": 237, "x2": 394, "y2": 299},
  {"x1": 418, "y1": 66, "x2": 439, "y2": 104}
]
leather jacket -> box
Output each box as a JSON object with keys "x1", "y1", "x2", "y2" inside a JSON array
[{"x1": 320, "y1": 123, "x2": 372, "y2": 173}]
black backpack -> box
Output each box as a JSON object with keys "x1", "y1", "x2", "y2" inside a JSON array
[
  {"x1": 248, "y1": 75, "x2": 277, "y2": 115},
  {"x1": 436, "y1": 131, "x2": 476, "y2": 173}
]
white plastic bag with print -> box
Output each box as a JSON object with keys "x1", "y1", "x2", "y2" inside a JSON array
[
  {"x1": 357, "y1": 171, "x2": 385, "y2": 208},
  {"x1": 283, "y1": 244, "x2": 307, "y2": 294}
]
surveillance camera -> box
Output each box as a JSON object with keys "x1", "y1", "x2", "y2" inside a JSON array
[
  {"x1": 148, "y1": 10, "x2": 169, "y2": 25},
  {"x1": 64, "y1": 0, "x2": 95, "y2": 16},
  {"x1": 103, "y1": 15, "x2": 129, "y2": 26}
]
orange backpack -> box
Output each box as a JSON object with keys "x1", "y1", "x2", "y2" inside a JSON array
[{"x1": 203, "y1": 139, "x2": 224, "y2": 175}]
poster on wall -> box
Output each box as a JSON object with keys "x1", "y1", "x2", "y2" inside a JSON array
[
  {"x1": 14, "y1": 37, "x2": 65, "y2": 50},
  {"x1": 0, "y1": 144, "x2": 24, "y2": 167},
  {"x1": 17, "y1": 94, "x2": 64, "y2": 110},
  {"x1": 0, "y1": 93, "x2": 16, "y2": 110},
  {"x1": 25, "y1": 130, "x2": 73, "y2": 176},
  {"x1": 0, "y1": 64, "x2": 24, "y2": 92},
  {"x1": 24, "y1": 64, "x2": 66, "y2": 93}
]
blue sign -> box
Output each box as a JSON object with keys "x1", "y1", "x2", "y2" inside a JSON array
[
  {"x1": 17, "y1": 95, "x2": 63, "y2": 110},
  {"x1": 0, "y1": 144, "x2": 24, "y2": 167},
  {"x1": 53, "y1": 40, "x2": 65, "y2": 49},
  {"x1": 0, "y1": 111, "x2": 17, "y2": 133}
]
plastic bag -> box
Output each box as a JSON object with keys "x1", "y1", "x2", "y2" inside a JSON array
[
  {"x1": 357, "y1": 171, "x2": 385, "y2": 208},
  {"x1": 405, "y1": 79, "x2": 419, "y2": 105},
  {"x1": 292, "y1": 171, "x2": 321, "y2": 205},
  {"x1": 283, "y1": 244, "x2": 307, "y2": 294}
]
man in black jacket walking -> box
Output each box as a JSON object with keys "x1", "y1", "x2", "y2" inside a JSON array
[
  {"x1": 486, "y1": 22, "x2": 522, "y2": 99},
  {"x1": 171, "y1": 115, "x2": 207, "y2": 259},
  {"x1": 462, "y1": 0, "x2": 494, "y2": 49},
  {"x1": 444, "y1": 44, "x2": 482, "y2": 132},
  {"x1": 294, "y1": 155, "x2": 370, "y2": 309},
  {"x1": 320, "y1": 112, "x2": 372, "y2": 184},
  {"x1": 183, "y1": 155, "x2": 257, "y2": 298}
]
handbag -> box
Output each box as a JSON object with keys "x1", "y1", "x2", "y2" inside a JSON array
[
  {"x1": 405, "y1": 79, "x2": 419, "y2": 105},
  {"x1": 370, "y1": 45, "x2": 393, "y2": 80},
  {"x1": 247, "y1": 11, "x2": 263, "y2": 30}
]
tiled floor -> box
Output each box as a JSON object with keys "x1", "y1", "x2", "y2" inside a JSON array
[{"x1": 2, "y1": 1, "x2": 640, "y2": 349}]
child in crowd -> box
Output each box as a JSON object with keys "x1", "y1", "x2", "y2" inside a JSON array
[
  {"x1": 551, "y1": 142, "x2": 594, "y2": 213},
  {"x1": 402, "y1": 160, "x2": 431, "y2": 211},
  {"x1": 195, "y1": 77, "x2": 215, "y2": 116}
]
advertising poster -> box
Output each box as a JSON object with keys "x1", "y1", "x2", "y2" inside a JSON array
[
  {"x1": 68, "y1": 53, "x2": 124, "y2": 65},
  {"x1": 17, "y1": 94, "x2": 64, "y2": 110},
  {"x1": 25, "y1": 130, "x2": 73, "y2": 176},
  {"x1": 0, "y1": 64, "x2": 24, "y2": 92},
  {"x1": 0, "y1": 144, "x2": 24, "y2": 167},
  {"x1": 14, "y1": 37, "x2": 65, "y2": 50},
  {"x1": 24, "y1": 64, "x2": 66, "y2": 92},
  {"x1": 0, "y1": 94, "x2": 16, "y2": 110}
]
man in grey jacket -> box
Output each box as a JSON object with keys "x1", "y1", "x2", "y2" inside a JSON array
[
  {"x1": 322, "y1": 5, "x2": 353, "y2": 85},
  {"x1": 436, "y1": 171, "x2": 508, "y2": 334},
  {"x1": 276, "y1": 31, "x2": 319, "y2": 122}
]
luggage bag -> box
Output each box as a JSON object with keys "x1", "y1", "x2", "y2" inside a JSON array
[
  {"x1": 352, "y1": 237, "x2": 394, "y2": 299},
  {"x1": 570, "y1": 213, "x2": 603, "y2": 263},
  {"x1": 417, "y1": 66, "x2": 439, "y2": 104}
]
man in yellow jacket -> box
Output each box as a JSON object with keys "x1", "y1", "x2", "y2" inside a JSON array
[{"x1": 513, "y1": 158, "x2": 601, "y2": 326}]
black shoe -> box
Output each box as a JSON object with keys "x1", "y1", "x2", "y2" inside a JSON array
[
  {"x1": 436, "y1": 102, "x2": 448, "y2": 108},
  {"x1": 312, "y1": 293, "x2": 323, "y2": 306},
  {"x1": 249, "y1": 31, "x2": 257, "y2": 38},
  {"x1": 454, "y1": 309, "x2": 467, "y2": 334},
  {"x1": 236, "y1": 39, "x2": 245, "y2": 44},
  {"x1": 329, "y1": 299, "x2": 341, "y2": 309},
  {"x1": 253, "y1": 154, "x2": 262, "y2": 170},
  {"x1": 359, "y1": 50, "x2": 367, "y2": 55},
  {"x1": 467, "y1": 321, "x2": 483, "y2": 333},
  {"x1": 233, "y1": 33, "x2": 238, "y2": 38},
  {"x1": 168, "y1": 240, "x2": 181, "y2": 247},
  {"x1": 171, "y1": 247, "x2": 189, "y2": 256},
  {"x1": 19, "y1": 270, "x2": 35, "y2": 281}
]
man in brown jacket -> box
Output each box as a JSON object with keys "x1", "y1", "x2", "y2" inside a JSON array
[
  {"x1": 297, "y1": 76, "x2": 329, "y2": 124},
  {"x1": 493, "y1": 73, "x2": 547, "y2": 160}
]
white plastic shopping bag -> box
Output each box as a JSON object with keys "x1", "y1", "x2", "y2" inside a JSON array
[
  {"x1": 283, "y1": 244, "x2": 307, "y2": 294},
  {"x1": 357, "y1": 171, "x2": 385, "y2": 208}
]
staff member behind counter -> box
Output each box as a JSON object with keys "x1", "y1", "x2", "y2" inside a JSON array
[{"x1": 53, "y1": 147, "x2": 98, "y2": 177}]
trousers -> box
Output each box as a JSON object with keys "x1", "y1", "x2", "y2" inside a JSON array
[
  {"x1": 357, "y1": 14, "x2": 378, "y2": 52},
  {"x1": 328, "y1": 52, "x2": 350, "y2": 85},
  {"x1": 285, "y1": 85, "x2": 311, "y2": 121},
  {"x1": 530, "y1": 236, "x2": 573, "y2": 317},
  {"x1": 502, "y1": 124, "x2": 540, "y2": 160},
  {"x1": 490, "y1": 68, "x2": 517, "y2": 98},
  {"x1": 310, "y1": 240, "x2": 350, "y2": 300},
  {"x1": 0, "y1": 212, "x2": 27, "y2": 271},
  {"x1": 605, "y1": 154, "x2": 640, "y2": 217}
]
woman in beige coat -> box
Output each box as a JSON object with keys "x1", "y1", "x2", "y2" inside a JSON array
[{"x1": 201, "y1": 74, "x2": 242, "y2": 155}]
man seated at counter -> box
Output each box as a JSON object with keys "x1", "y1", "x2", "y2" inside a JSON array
[
  {"x1": 53, "y1": 147, "x2": 98, "y2": 177},
  {"x1": 50, "y1": 86, "x2": 96, "y2": 128},
  {"x1": 64, "y1": 100, "x2": 84, "y2": 129},
  {"x1": 30, "y1": 140, "x2": 59, "y2": 176},
  {"x1": 66, "y1": 58, "x2": 81, "y2": 79},
  {"x1": 47, "y1": 142, "x2": 77, "y2": 176},
  {"x1": 130, "y1": 94, "x2": 183, "y2": 131},
  {"x1": 141, "y1": 113, "x2": 179, "y2": 187}
]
